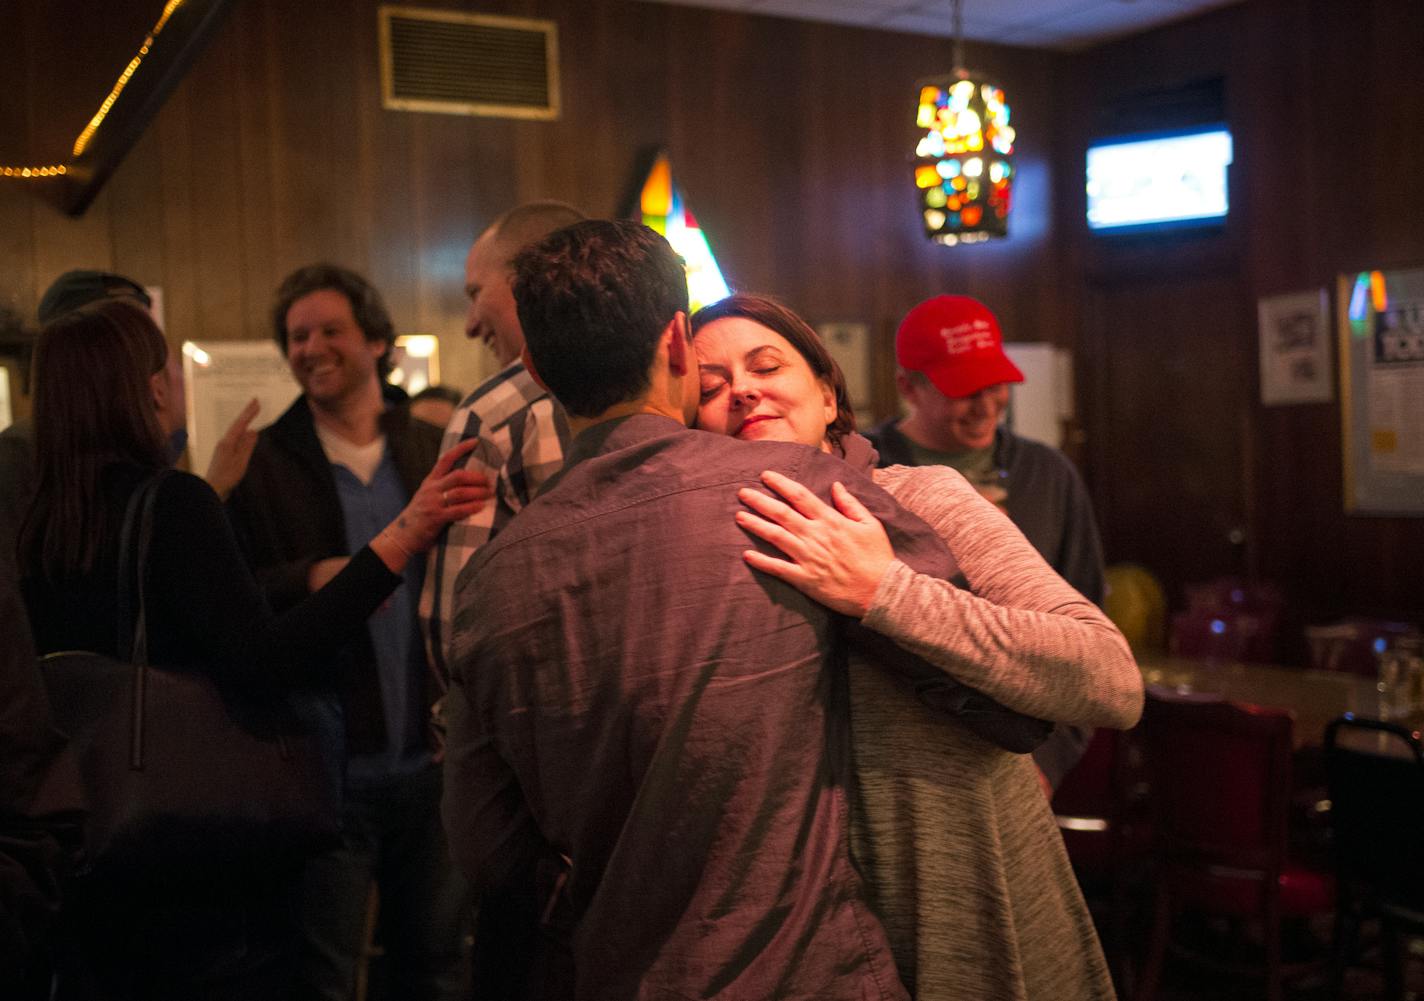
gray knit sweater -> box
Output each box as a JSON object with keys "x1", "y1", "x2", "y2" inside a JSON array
[{"x1": 851, "y1": 463, "x2": 1142, "y2": 1001}]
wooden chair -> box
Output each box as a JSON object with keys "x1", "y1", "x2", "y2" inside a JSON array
[
  {"x1": 1055, "y1": 727, "x2": 1135, "y2": 870},
  {"x1": 1184, "y1": 577, "x2": 1285, "y2": 621},
  {"x1": 354, "y1": 883, "x2": 383, "y2": 1001},
  {"x1": 1053, "y1": 726, "x2": 1148, "y2": 993},
  {"x1": 1324, "y1": 715, "x2": 1424, "y2": 1001},
  {"x1": 1135, "y1": 690, "x2": 1335, "y2": 1001},
  {"x1": 1170, "y1": 607, "x2": 1269, "y2": 663}
]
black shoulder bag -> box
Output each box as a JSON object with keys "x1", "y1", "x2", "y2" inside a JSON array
[{"x1": 40, "y1": 471, "x2": 339, "y2": 884}]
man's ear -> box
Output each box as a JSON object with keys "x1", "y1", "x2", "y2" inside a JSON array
[
  {"x1": 664, "y1": 312, "x2": 692, "y2": 376},
  {"x1": 150, "y1": 369, "x2": 169, "y2": 414},
  {"x1": 521, "y1": 346, "x2": 551, "y2": 393},
  {"x1": 894, "y1": 369, "x2": 917, "y2": 402}
]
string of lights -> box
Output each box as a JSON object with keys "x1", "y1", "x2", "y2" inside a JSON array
[
  {"x1": 0, "y1": 0, "x2": 186, "y2": 180},
  {"x1": 0, "y1": 166, "x2": 67, "y2": 178}
]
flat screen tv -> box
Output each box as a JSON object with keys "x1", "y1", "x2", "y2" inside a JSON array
[{"x1": 1085, "y1": 126, "x2": 1233, "y2": 233}]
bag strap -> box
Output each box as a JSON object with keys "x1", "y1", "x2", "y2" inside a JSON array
[
  {"x1": 114, "y1": 477, "x2": 148, "y2": 663},
  {"x1": 114, "y1": 469, "x2": 174, "y2": 770}
]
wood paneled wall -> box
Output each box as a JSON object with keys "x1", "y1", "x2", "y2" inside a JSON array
[
  {"x1": 3, "y1": 0, "x2": 1420, "y2": 643},
  {"x1": 1053, "y1": 5, "x2": 1255, "y2": 615},
  {"x1": 1056, "y1": 0, "x2": 1424, "y2": 649},
  {"x1": 0, "y1": 0, "x2": 1065, "y2": 408},
  {"x1": 1240, "y1": 0, "x2": 1424, "y2": 631}
]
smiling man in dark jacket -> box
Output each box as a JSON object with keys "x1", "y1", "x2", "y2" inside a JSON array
[{"x1": 227, "y1": 264, "x2": 467, "y2": 1001}]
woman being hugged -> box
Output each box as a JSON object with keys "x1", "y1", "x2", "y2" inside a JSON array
[
  {"x1": 19, "y1": 298, "x2": 485, "y2": 1000},
  {"x1": 691, "y1": 293, "x2": 1142, "y2": 1001}
]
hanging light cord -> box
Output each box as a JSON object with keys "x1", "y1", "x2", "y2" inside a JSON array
[{"x1": 951, "y1": 0, "x2": 965, "y2": 76}]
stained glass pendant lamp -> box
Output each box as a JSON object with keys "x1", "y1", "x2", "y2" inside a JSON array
[{"x1": 912, "y1": 0, "x2": 1016, "y2": 246}]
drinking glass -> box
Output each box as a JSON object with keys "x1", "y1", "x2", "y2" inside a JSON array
[{"x1": 1377, "y1": 637, "x2": 1424, "y2": 720}]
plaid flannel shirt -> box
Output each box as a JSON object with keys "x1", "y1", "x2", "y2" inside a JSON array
[{"x1": 420, "y1": 361, "x2": 570, "y2": 681}]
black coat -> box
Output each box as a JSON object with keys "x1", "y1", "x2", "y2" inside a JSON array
[
  {"x1": 1, "y1": 556, "x2": 83, "y2": 994},
  {"x1": 226, "y1": 387, "x2": 442, "y2": 754}
]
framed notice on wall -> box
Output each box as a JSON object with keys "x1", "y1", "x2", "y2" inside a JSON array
[
  {"x1": 1338, "y1": 267, "x2": 1424, "y2": 515},
  {"x1": 1259, "y1": 289, "x2": 1332, "y2": 405}
]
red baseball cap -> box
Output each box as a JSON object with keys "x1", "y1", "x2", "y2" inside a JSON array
[{"x1": 895, "y1": 295, "x2": 1024, "y2": 399}]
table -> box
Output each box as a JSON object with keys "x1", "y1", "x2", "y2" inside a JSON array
[{"x1": 1137, "y1": 655, "x2": 1406, "y2": 749}]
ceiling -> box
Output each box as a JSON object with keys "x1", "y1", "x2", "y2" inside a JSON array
[{"x1": 635, "y1": 0, "x2": 1241, "y2": 51}]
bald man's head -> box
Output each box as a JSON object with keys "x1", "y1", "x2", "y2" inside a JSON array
[{"x1": 464, "y1": 201, "x2": 585, "y2": 367}]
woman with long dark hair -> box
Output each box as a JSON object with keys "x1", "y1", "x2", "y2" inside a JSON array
[
  {"x1": 19, "y1": 298, "x2": 486, "y2": 999},
  {"x1": 692, "y1": 293, "x2": 1141, "y2": 1001}
]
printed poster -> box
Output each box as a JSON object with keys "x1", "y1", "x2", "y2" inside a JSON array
[{"x1": 1339, "y1": 267, "x2": 1424, "y2": 514}]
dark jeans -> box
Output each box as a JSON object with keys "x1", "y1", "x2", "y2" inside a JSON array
[
  {"x1": 294, "y1": 763, "x2": 468, "y2": 1001},
  {"x1": 470, "y1": 854, "x2": 576, "y2": 1001}
]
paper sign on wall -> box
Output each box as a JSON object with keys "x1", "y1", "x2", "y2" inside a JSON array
[{"x1": 182, "y1": 340, "x2": 299, "y2": 476}]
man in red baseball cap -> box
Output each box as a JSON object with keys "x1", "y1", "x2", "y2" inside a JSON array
[
  {"x1": 889, "y1": 296, "x2": 1024, "y2": 491},
  {"x1": 867, "y1": 294, "x2": 1108, "y2": 794}
]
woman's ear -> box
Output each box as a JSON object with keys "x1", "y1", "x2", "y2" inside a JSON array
[{"x1": 820, "y1": 378, "x2": 838, "y2": 427}]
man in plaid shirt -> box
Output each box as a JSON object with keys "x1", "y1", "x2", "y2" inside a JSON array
[
  {"x1": 422, "y1": 201, "x2": 583, "y2": 996},
  {"x1": 421, "y1": 201, "x2": 584, "y2": 682}
]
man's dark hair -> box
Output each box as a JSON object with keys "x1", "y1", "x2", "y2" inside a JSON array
[
  {"x1": 37, "y1": 269, "x2": 151, "y2": 326},
  {"x1": 271, "y1": 264, "x2": 395, "y2": 379},
  {"x1": 511, "y1": 220, "x2": 688, "y2": 418}
]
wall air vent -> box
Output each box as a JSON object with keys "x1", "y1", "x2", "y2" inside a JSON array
[{"x1": 379, "y1": 6, "x2": 559, "y2": 120}]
